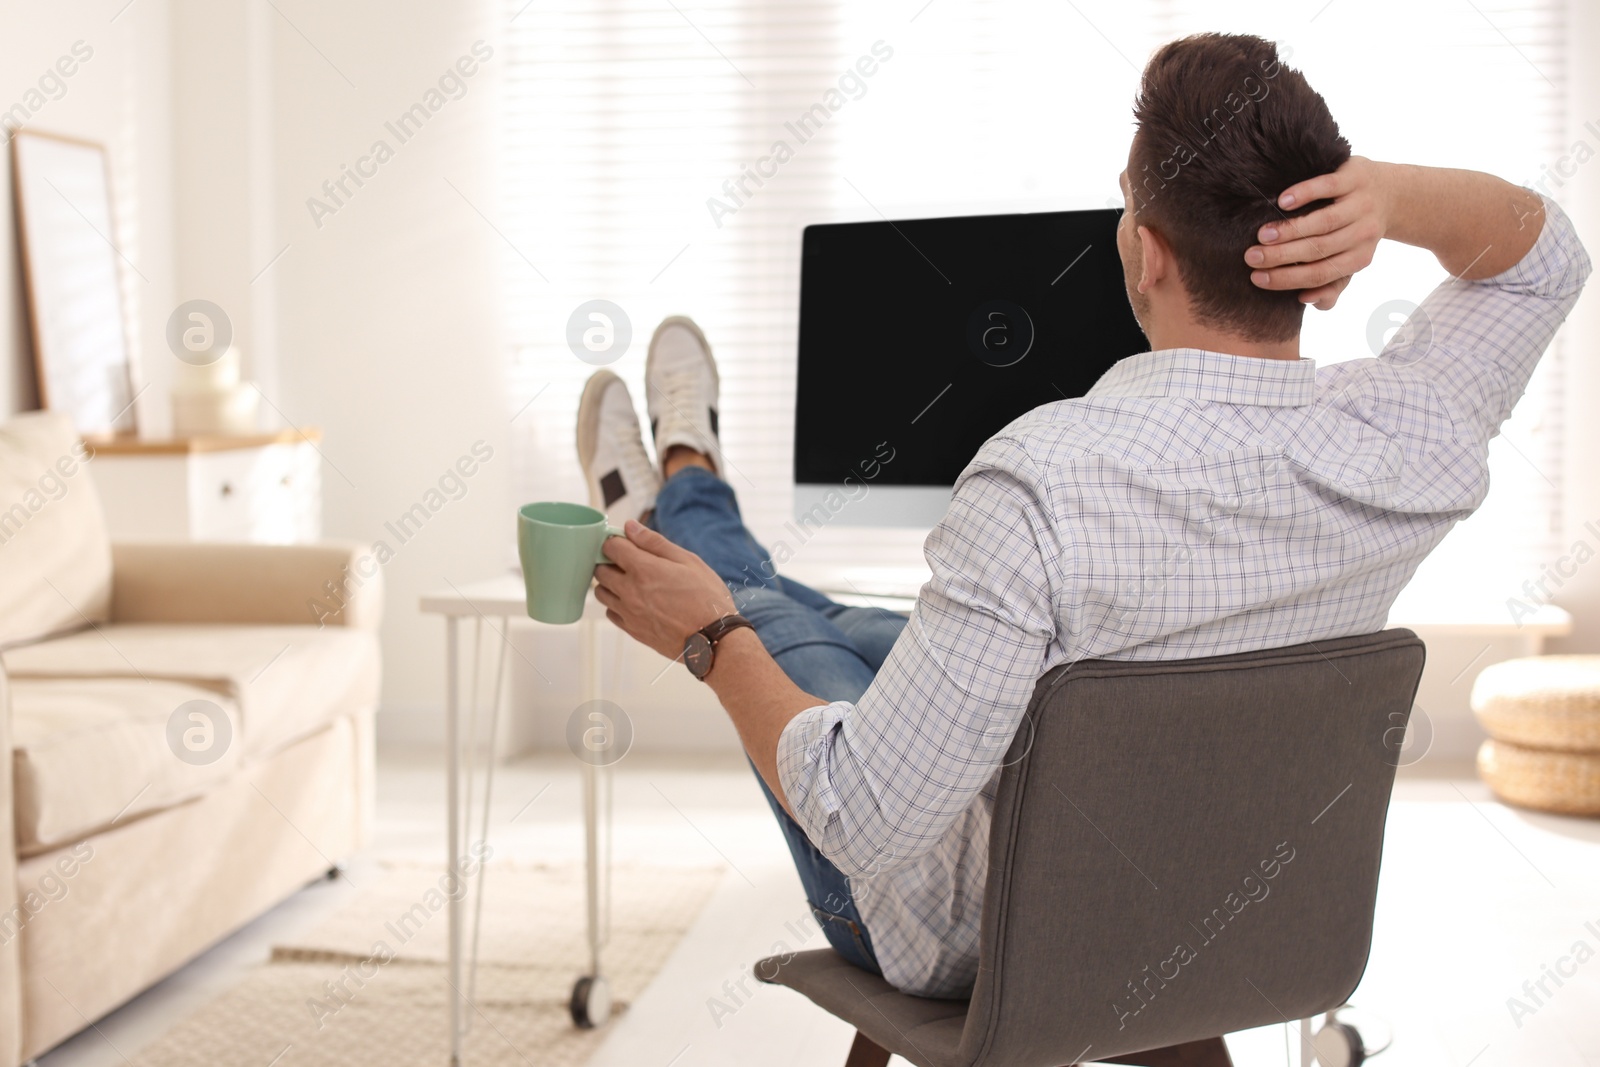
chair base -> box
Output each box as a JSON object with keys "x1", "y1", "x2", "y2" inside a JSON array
[
  {"x1": 841, "y1": 1030, "x2": 1232, "y2": 1067},
  {"x1": 845, "y1": 1030, "x2": 891, "y2": 1067}
]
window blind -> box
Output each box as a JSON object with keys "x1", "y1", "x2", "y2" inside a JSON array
[{"x1": 500, "y1": 0, "x2": 1569, "y2": 601}]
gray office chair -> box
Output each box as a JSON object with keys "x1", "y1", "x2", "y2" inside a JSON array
[{"x1": 755, "y1": 629, "x2": 1425, "y2": 1067}]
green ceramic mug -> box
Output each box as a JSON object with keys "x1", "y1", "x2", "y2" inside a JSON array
[{"x1": 516, "y1": 502, "x2": 624, "y2": 625}]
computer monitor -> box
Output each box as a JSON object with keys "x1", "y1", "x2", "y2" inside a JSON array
[{"x1": 793, "y1": 208, "x2": 1149, "y2": 528}]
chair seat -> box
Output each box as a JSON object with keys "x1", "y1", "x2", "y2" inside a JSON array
[
  {"x1": 4, "y1": 622, "x2": 379, "y2": 760},
  {"x1": 756, "y1": 949, "x2": 970, "y2": 1067}
]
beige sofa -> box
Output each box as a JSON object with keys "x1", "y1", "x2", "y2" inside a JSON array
[{"x1": 0, "y1": 411, "x2": 382, "y2": 1063}]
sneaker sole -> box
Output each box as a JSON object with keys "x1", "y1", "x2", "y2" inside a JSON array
[
  {"x1": 575, "y1": 369, "x2": 622, "y2": 496},
  {"x1": 645, "y1": 315, "x2": 721, "y2": 457}
]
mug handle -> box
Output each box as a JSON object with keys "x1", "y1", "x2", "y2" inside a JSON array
[{"x1": 594, "y1": 523, "x2": 626, "y2": 565}]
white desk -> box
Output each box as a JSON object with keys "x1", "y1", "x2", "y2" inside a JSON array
[{"x1": 419, "y1": 574, "x2": 614, "y2": 1065}]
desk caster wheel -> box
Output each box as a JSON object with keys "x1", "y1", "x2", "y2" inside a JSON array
[
  {"x1": 570, "y1": 975, "x2": 611, "y2": 1029},
  {"x1": 1311, "y1": 1020, "x2": 1365, "y2": 1067}
]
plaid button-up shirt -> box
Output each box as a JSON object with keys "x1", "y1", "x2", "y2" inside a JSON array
[{"x1": 776, "y1": 196, "x2": 1590, "y2": 997}]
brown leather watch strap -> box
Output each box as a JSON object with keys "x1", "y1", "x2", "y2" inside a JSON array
[
  {"x1": 685, "y1": 613, "x2": 756, "y2": 681},
  {"x1": 699, "y1": 613, "x2": 754, "y2": 644}
]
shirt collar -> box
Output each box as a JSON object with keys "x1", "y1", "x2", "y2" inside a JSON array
[{"x1": 1086, "y1": 348, "x2": 1317, "y2": 408}]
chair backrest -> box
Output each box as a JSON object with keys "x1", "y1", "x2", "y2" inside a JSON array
[{"x1": 956, "y1": 629, "x2": 1425, "y2": 1067}]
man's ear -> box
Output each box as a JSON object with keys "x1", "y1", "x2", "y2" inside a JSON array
[{"x1": 1135, "y1": 223, "x2": 1173, "y2": 293}]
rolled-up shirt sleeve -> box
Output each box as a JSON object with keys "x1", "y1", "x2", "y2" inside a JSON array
[
  {"x1": 1380, "y1": 194, "x2": 1591, "y2": 443},
  {"x1": 776, "y1": 439, "x2": 1062, "y2": 878}
]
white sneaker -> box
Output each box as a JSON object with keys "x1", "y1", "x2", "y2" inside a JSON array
[
  {"x1": 576, "y1": 370, "x2": 660, "y2": 524},
  {"x1": 645, "y1": 316, "x2": 722, "y2": 477}
]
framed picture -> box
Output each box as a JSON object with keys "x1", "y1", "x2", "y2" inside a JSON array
[{"x1": 11, "y1": 129, "x2": 139, "y2": 437}]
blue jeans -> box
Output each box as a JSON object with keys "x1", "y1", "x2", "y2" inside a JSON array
[{"x1": 650, "y1": 467, "x2": 908, "y2": 974}]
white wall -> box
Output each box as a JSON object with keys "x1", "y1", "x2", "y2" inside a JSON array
[
  {"x1": 0, "y1": 0, "x2": 175, "y2": 425},
  {"x1": 262, "y1": 0, "x2": 519, "y2": 747},
  {"x1": 169, "y1": 0, "x2": 279, "y2": 406}
]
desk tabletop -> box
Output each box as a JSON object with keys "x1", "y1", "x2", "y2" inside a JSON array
[{"x1": 419, "y1": 572, "x2": 606, "y2": 620}]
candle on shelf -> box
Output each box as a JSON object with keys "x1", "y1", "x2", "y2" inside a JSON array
[{"x1": 171, "y1": 346, "x2": 260, "y2": 435}]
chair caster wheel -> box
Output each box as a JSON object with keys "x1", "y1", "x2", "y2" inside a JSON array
[
  {"x1": 570, "y1": 975, "x2": 612, "y2": 1029},
  {"x1": 1312, "y1": 1020, "x2": 1365, "y2": 1067}
]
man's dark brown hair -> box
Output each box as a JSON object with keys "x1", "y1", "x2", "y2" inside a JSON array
[{"x1": 1130, "y1": 33, "x2": 1350, "y2": 342}]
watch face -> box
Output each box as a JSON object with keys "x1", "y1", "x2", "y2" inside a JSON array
[{"x1": 684, "y1": 632, "x2": 714, "y2": 679}]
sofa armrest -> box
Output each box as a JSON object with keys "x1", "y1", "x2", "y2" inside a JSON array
[
  {"x1": 110, "y1": 542, "x2": 384, "y2": 630},
  {"x1": 0, "y1": 669, "x2": 22, "y2": 1065}
]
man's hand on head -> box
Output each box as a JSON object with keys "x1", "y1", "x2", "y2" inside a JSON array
[
  {"x1": 1245, "y1": 155, "x2": 1392, "y2": 310},
  {"x1": 593, "y1": 520, "x2": 738, "y2": 662}
]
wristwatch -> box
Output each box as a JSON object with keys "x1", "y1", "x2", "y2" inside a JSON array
[{"x1": 684, "y1": 613, "x2": 754, "y2": 680}]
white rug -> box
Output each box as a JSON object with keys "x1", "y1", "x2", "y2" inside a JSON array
[{"x1": 133, "y1": 862, "x2": 722, "y2": 1066}]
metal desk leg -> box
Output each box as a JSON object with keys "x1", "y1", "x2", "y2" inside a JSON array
[
  {"x1": 584, "y1": 614, "x2": 602, "y2": 980},
  {"x1": 446, "y1": 616, "x2": 463, "y2": 1066},
  {"x1": 464, "y1": 617, "x2": 509, "y2": 1020},
  {"x1": 570, "y1": 612, "x2": 613, "y2": 1028}
]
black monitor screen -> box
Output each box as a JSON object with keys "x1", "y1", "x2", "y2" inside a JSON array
[{"x1": 794, "y1": 209, "x2": 1149, "y2": 487}]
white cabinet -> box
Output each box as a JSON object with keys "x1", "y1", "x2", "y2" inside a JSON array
[{"x1": 85, "y1": 430, "x2": 323, "y2": 543}]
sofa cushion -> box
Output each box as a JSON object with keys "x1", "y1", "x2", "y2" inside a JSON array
[
  {"x1": 0, "y1": 411, "x2": 112, "y2": 648},
  {"x1": 3, "y1": 623, "x2": 379, "y2": 760},
  {"x1": 10, "y1": 677, "x2": 242, "y2": 853}
]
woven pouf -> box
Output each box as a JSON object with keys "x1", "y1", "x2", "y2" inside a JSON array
[{"x1": 1472, "y1": 655, "x2": 1600, "y2": 816}]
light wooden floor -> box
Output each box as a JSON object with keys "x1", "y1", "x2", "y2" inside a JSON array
[{"x1": 35, "y1": 752, "x2": 1600, "y2": 1067}]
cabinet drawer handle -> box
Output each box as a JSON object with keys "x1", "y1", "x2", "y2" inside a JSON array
[{"x1": 219, "y1": 482, "x2": 234, "y2": 498}]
